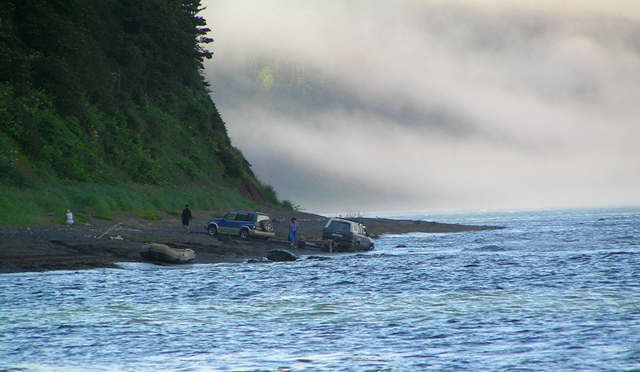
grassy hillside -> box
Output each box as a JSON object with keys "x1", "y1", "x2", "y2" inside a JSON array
[{"x1": 0, "y1": 0, "x2": 282, "y2": 224}]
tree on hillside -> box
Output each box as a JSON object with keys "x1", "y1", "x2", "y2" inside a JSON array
[{"x1": 0, "y1": 0, "x2": 261, "y2": 193}]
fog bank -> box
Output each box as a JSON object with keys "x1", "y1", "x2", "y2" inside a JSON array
[{"x1": 202, "y1": 1, "x2": 640, "y2": 214}]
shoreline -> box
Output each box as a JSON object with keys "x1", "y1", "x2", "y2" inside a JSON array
[{"x1": 0, "y1": 209, "x2": 503, "y2": 273}]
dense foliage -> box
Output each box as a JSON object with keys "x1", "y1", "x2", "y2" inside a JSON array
[{"x1": 0, "y1": 0, "x2": 273, "y2": 204}]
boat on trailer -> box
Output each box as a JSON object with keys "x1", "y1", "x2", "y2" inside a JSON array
[{"x1": 139, "y1": 243, "x2": 196, "y2": 263}]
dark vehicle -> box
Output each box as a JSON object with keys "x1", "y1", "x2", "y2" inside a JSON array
[
  {"x1": 206, "y1": 210, "x2": 275, "y2": 239},
  {"x1": 322, "y1": 218, "x2": 374, "y2": 252}
]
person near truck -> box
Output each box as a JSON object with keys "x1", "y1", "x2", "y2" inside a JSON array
[{"x1": 289, "y1": 217, "x2": 299, "y2": 248}]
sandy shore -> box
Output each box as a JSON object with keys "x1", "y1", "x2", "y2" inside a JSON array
[{"x1": 0, "y1": 209, "x2": 502, "y2": 273}]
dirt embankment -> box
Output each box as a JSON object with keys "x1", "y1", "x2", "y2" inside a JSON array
[{"x1": 0, "y1": 209, "x2": 502, "y2": 273}]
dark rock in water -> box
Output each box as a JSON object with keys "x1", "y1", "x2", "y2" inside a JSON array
[
  {"x1": 267, "y1": 249, "x2": 298, "y2": 262},
  {"x1": 247, "y1": 257, "x2": 270, "y2": 264},
  {"x1": 396, "y1": 244, "x2": 407, "y2": 248},
  {"x1": 306, "y1": 255, "x2": 332, "y2": 261}
]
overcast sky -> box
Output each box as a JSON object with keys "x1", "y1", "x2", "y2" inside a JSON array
[{"x1": 201, "y1": 0, "x2": 640, "y2": 215}]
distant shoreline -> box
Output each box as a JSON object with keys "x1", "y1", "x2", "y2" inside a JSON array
[{"x1": 0, "y1": 209, "x2": 503, "y2": 274}]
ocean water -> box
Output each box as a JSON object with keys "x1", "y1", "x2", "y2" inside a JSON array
[{"x1": 1, "y1": 208, "x2": 639, "y2": 371}]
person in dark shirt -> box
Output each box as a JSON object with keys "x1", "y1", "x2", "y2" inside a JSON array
[{"x1": 181, "y1": 204, "x2": 193, "y2": 233}]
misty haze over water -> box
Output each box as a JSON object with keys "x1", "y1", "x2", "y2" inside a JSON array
[{"x1": 202, "y1": 1, "x2": 640, "y2": 214}]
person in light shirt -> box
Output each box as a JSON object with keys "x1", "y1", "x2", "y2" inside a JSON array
[{"x1": 66, "y1": 209, "x2": 74, "y2": 225}]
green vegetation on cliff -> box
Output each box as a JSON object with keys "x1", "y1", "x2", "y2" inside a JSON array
[{"x1": 0, "y1": 0, "x2": 281, "y2": 224}]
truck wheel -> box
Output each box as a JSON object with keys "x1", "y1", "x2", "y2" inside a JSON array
[
  {"x1": 261, "y1": 220, "x2": 272, "y2": 231},
  {"x1": 353, "y1": 241, "x2": 360, "y2": 252},
  {"x1": 239, "y1": 229, "x2": 249, "y2": 239},
  {"x1": 208, "y1": 225, "x2": 218, "y2": 236},
  {"x1": 329, "y1": 240, "x2": 337, "y2": 253}
]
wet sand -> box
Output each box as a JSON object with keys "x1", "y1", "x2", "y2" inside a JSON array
[{"x1": 0, "y1": 209, "x2": 502, "y2": 273}]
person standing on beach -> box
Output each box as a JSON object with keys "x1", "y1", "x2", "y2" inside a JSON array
[
  {"x1": 66, "y1": 209, "x2": 74, "y2": 225},
  {"x1": 181, "y1": 204, "x2": 193, "y2": 233},
  {"x1": 289, "y1": 217, "x2": 299, "y2": 248}
]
